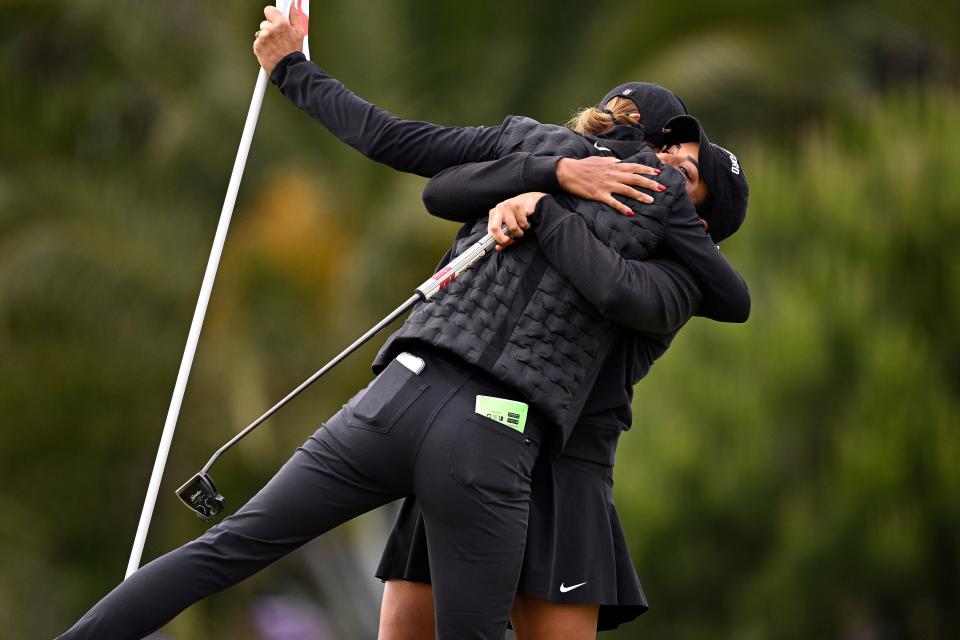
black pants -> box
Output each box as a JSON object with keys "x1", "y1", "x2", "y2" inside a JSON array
[{"x1": 59, "y1": 347, "x2": 544, "y2": 640}]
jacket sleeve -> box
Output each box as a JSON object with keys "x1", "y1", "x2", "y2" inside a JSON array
[
  {"x1": 661, "y1": 193, "x2": 751, "y2": 323},
  {"x1": 271, "y1": 53, "x2": 503, "y2": 177},
  {"x1": 421, "y1": 154, "x2": 564, "y2": 221},
  {"x1": 531, "y1": 197, "x2": 703, "y2": 334}
]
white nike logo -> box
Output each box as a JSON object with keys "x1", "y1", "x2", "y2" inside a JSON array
[
  {"x1": 559, "y1": 581, "x2": 587, "y2": 593},
  {"x1": 593, "y1": 140, "x2": 612, "y2": 154}
]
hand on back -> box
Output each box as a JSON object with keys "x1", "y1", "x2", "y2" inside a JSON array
[
  {"x1": 556, "y1": 156, "x2": 664, "y2": 216},
  {"x1": 488, "y1": 192, "x2": 547, "y2": 250}
]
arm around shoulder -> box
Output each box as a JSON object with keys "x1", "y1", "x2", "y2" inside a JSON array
[
  {"x1": 660, "y1": 186, "x2": 751, "y2": 323},
  {"x1": 531, "y1": 197, "x2": 702, "y2": 334}
]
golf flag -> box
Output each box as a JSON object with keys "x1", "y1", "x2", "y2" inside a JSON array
[{"x1": 295, "y1": 0, "x2": 310, "y2": 60}]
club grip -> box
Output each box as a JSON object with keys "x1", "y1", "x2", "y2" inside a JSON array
[{"x1": 415, "y1": 226, "x2": 508, "y2": 300}]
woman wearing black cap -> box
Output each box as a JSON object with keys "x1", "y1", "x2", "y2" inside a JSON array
[{"x1": 373, "y1": 102, "x2": 750, "y2": 639}]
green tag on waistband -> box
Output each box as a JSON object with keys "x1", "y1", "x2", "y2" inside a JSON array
[{"x1": 475, "y1": 395, "x2": 528, "y2": 433}]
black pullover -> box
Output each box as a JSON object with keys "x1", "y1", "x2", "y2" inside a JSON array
[{"x1": 425, "y1": 170, "x2": 701, "y2": 463}]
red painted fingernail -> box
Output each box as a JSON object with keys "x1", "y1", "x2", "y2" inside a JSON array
[
  {"x1": 658, "y1": 184, "x2": 667, "y2": 191},
  {"x1": 626, "y1": 211, "x2": 635, "y2": 217},
  {"x1": 654, "y1": 169, "x2": 662, "y2": 174}
]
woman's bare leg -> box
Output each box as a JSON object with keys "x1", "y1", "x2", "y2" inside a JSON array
[
  {"x1": 378, "y1": 579, "x2": 436, "y2": 640},
  {"x1": 511, "y1": 594, "x2": 599, "y2": 640},
  {"x1": 378, "y1": 581, "x2": 600, "y2": 639}
]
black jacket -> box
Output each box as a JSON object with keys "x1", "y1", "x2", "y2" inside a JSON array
[
  {"x1": 370, "y1": 115, "x2": 677, "y2": 446},
  {"x1": 424, "y1": 165, "x2": 704, "y2": 465},
  {"x1": 271, "y1": 53, "x2": 745, "y2": 452},
  {"x1": 272, "y1": 52, "x2": 749, "y2": 323}
]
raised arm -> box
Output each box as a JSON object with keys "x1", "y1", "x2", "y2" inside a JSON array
[
  {"x1": 251, "y1": 8, "x2": 503, "y2": 174},
  {"x1": 269, "y1": 53, "x2": 503, "y2": 177},
  {"x1": 255, "y1": 9, "x2": 663, "y2": 201}
]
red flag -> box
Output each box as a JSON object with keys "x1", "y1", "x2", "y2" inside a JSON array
[{"x1": 295, "y1": 0, "x2": 310, "y2": 60}]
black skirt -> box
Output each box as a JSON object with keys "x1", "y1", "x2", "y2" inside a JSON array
[{"x1": 376, "y1": 425, "x2": 648, "y2": 631}]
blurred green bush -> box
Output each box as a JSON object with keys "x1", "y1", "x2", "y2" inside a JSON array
[{"x1": 615, "y1": 91, "x2": 960, "y2": 639}]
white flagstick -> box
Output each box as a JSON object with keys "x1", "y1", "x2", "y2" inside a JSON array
[{"x1": 125, "y1": 1, "x2": 295, "y2": 578}]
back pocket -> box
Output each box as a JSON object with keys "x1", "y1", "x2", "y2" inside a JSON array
[
  {"x1": 449, "y1": 414, "x2": 532, "y2": 503},
  {"x1": 348, "y1": 359, "x2": 428, "y2": 433}
]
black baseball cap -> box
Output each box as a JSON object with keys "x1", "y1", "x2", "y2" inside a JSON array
[
  {"x1": 597, "y1": 82, "x2": 688, "y2": 148},
  {"x1": 663, "y1": 114, "x2": 748, "y2": 243}
]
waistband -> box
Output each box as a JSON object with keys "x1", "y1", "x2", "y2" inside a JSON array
[{"x1": 401, "y1": 344, "x2": 549, "y2": 444}]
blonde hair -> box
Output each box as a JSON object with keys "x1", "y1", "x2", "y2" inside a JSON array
[{"x1": 566, "y1": 97, "x2": 641, "y2": 136}]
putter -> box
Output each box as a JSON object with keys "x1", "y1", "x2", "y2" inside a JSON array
[{"x1": 177, "y1": 227, "x2": 508, "y2": 520}]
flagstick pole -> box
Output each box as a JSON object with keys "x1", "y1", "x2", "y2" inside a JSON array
[
  {"x1": 124, "y1": 69, "x2": 268, "y2": 578},
  {"x1": 124, "y1": 52, "x2": 284, "y2": 578}
]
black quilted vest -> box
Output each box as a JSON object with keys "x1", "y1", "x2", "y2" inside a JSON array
[{"x1": 374, "y1": 116, "x2": 682, "y2": 450}]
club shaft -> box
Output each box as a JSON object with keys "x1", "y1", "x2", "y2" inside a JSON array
[
  {"x1": 196, "y1": 227, "x2": 507, "y2": 478},
  {"x1": 201, "y1": 293, "x2": 422, "y2": 473}
]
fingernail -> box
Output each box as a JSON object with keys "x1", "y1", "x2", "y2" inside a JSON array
[
  {"x1": 658, "y1": 184, "x2": 667, "y2": 191},
  {"x1": 626, "y1": 210, "x2": 635, "y2": 217},
  {"x1": 654, "y1": 169, "x2": 662, "y2": 174}
]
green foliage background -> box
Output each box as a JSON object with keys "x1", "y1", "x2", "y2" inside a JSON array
[{"x1": 1, "y1": 1, "x2": 958, "y2": 638}]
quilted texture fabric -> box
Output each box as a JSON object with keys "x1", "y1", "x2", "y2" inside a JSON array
[{"x1": 376, "y1": 116, "x2": 682, "y2": 443}]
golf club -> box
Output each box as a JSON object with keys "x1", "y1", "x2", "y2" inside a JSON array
[{"x1": 177, "y1": 226, "x2": 509, "y2": 520}]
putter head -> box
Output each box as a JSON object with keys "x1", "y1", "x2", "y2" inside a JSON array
[{"x1": 176, "y1": 472, "x2": 225, "y2": 521}]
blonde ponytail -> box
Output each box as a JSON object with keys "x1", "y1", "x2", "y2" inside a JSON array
[{"x1": 566, "y1": 97, "x2": 641, "y2": 136}]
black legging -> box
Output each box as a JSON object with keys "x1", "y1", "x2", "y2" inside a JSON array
[{"x1": 59, "y1": 347, "x2": 545, "y2": 640}]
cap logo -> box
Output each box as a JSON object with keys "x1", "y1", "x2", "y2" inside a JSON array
[
  {"x1": 728, "y1": 152, "x2": 741, "y2": 175},
  {"x1": 622, "y1": 88, "x2": 634, "y2": 95},
  {"x1": 715, "y1": 144, "x2": 741, "y2": 175}
]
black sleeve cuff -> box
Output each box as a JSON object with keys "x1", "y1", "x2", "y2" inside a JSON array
[
  {"x1": 529, "y1": 195, "x2": 575, "y2": 236},
  {"x1": 270, "y1": 51, "x2": 308, "y2": 86},
  {"x1": 522, "y1": 155, "x2": 563, "y2": 193}
]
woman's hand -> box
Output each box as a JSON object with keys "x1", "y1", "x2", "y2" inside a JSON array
[
  {"x1": 488, "y1": 192, "x2": 547, "y2": 250},
  {"x1": 253, "y1": 4, "x2": 305, "y2": 73},
  {"x1": 555, "y1": 156, "x2": 664, "y2": 216}
]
